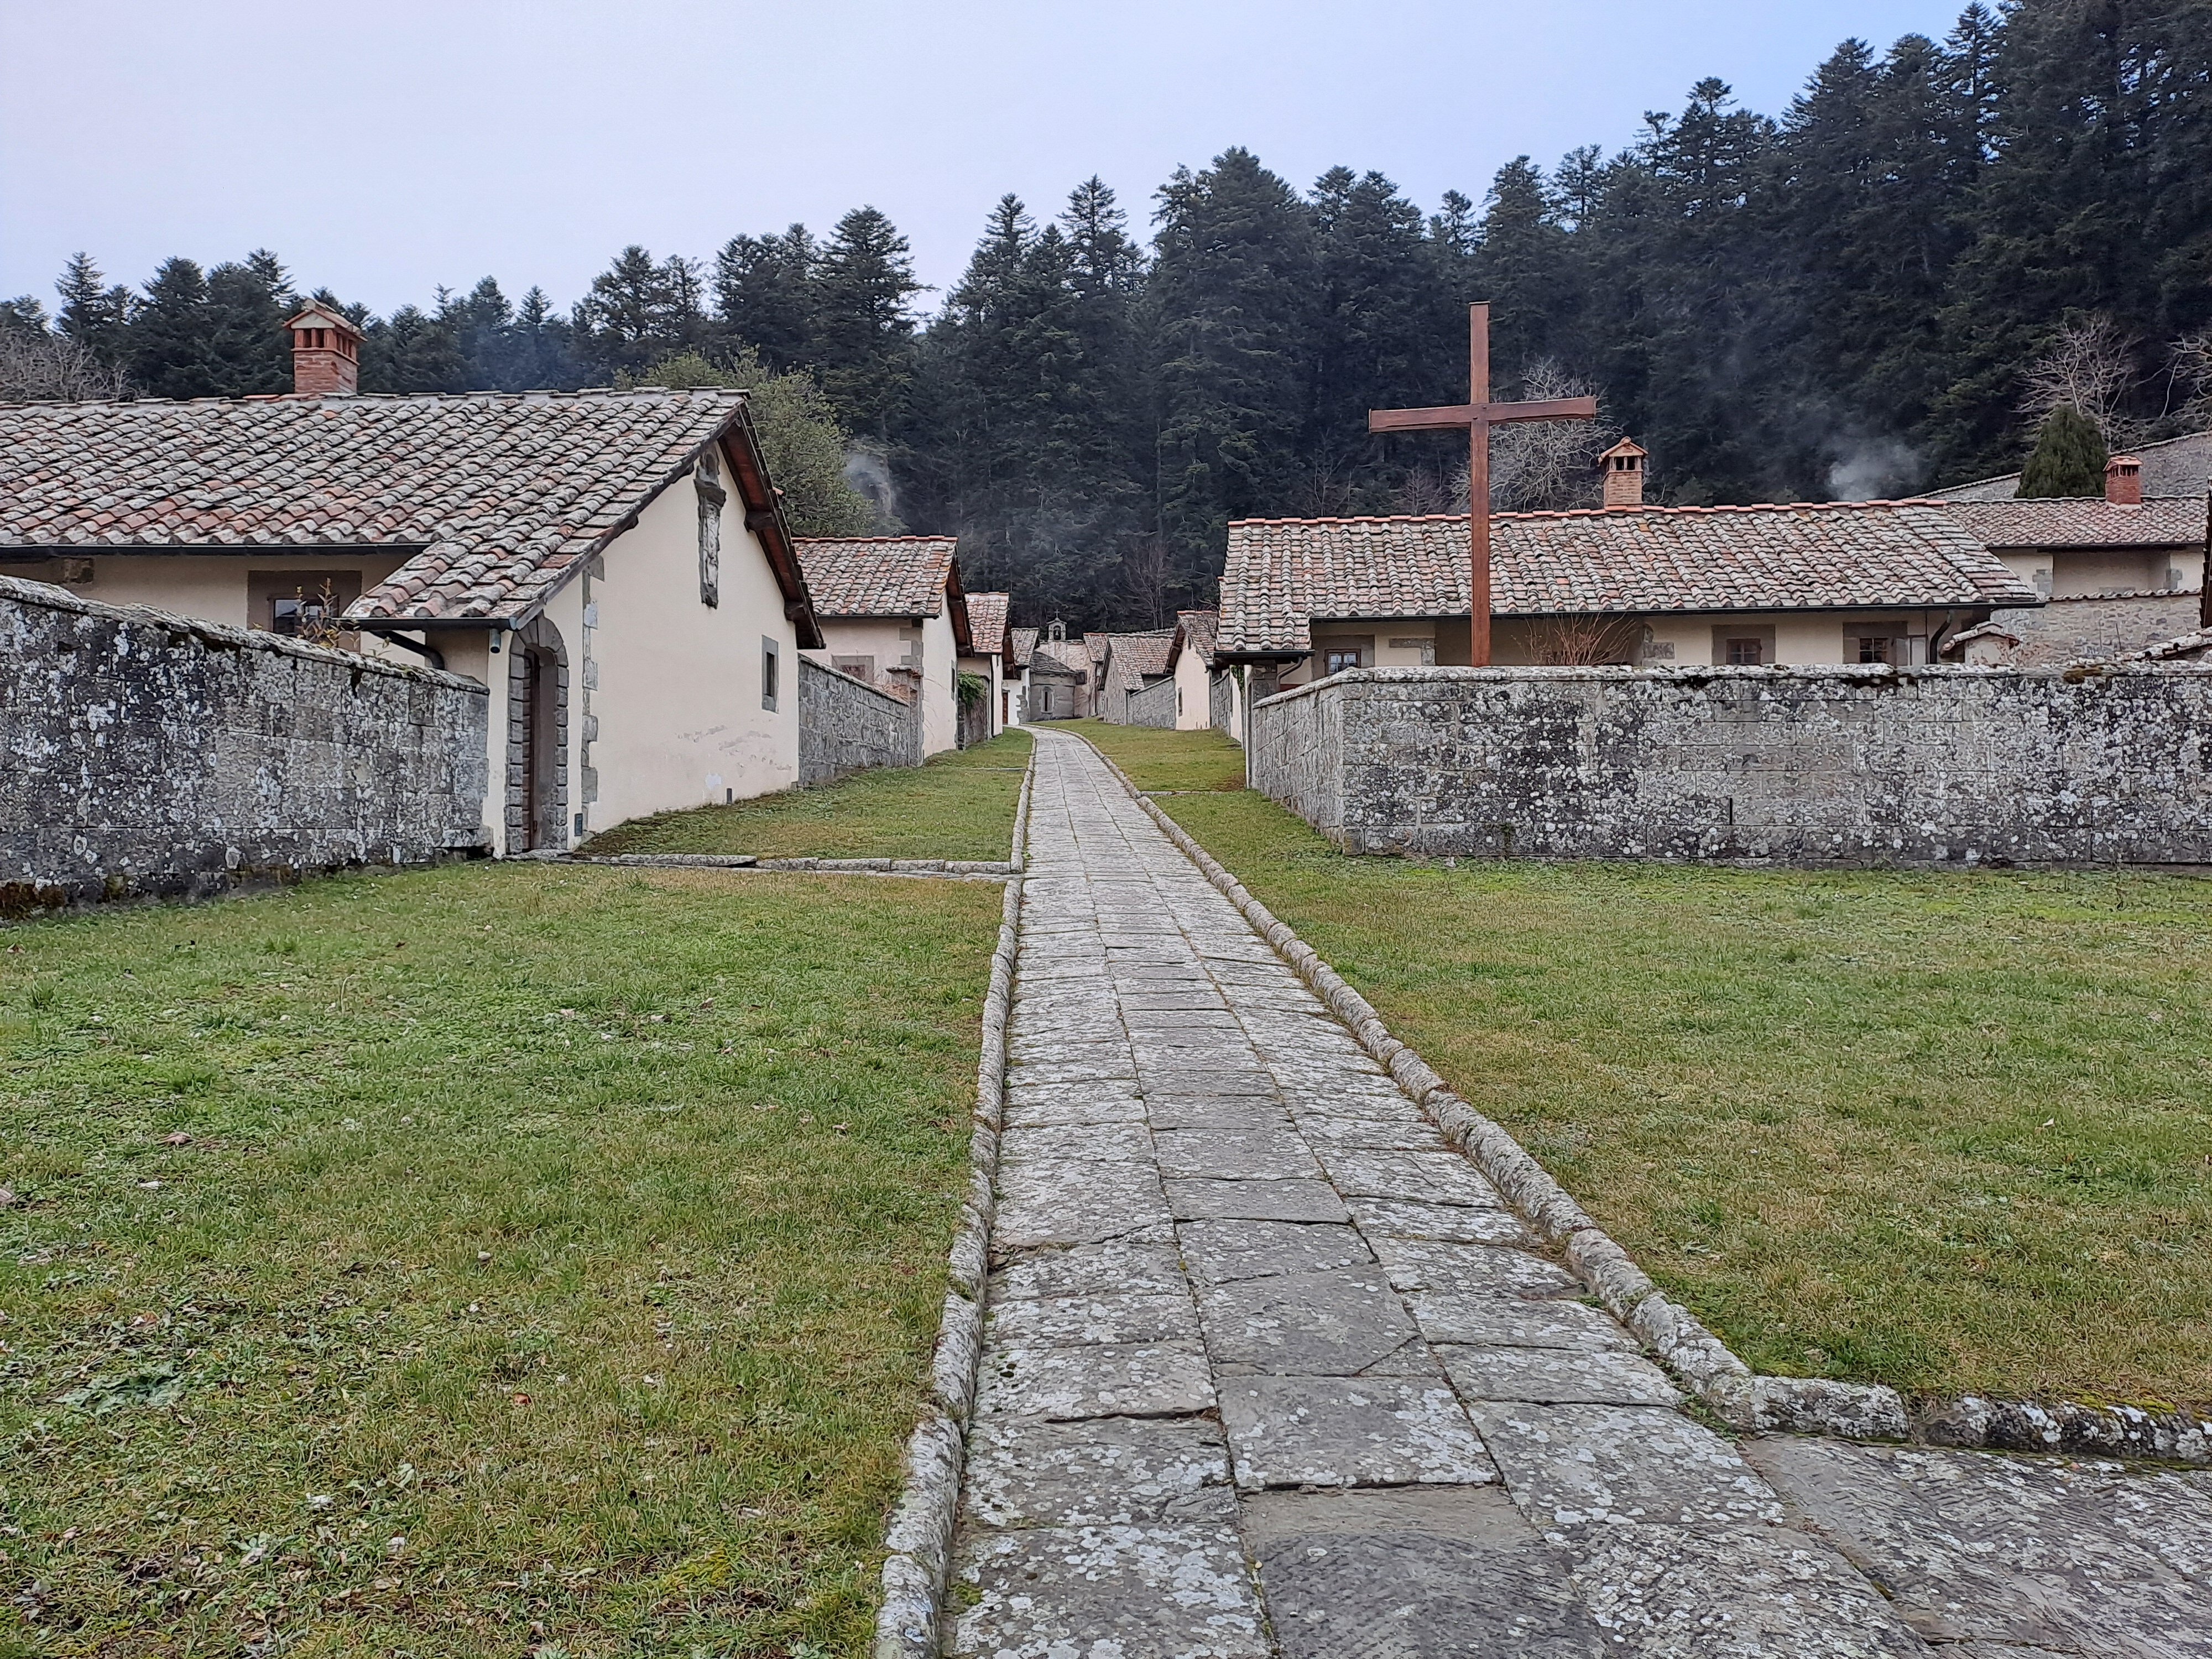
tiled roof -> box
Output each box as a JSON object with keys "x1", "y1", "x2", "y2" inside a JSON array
[
  {"x1": 1219, "y1": 502, "x2": 2041, "y2": 655},
  {"x1": 1032, "y1": 638, "x2": 1090, "y2": 679},
  {"x1": 964, "y1": 590, "x2": 1010, "y2": 657},
  {"x1": 0, "y1": 388, "x2": 801, "y2": 626},
  {"x1": 1102, "y1": 630, "x2": 1177, "y2": 680},
  {"x1": 1942, "y1": 430, "x2": 2212, "y2": 501},
  {"x1": 1176, "y1": 609, "x2": 1220, "y2": 668},
  {"x1": 1009, "y1": 625, "x2": 1039, "y2": 667},
  {"x1": 1082, "y1": 633, "x2": 1110, "y2": 664},
  {"x1": 793, "y1": 535, "x2": 957, "y2": 619},
  {"x1": 1938, "y1": 497, "x2": 2204, "y2": 549}
]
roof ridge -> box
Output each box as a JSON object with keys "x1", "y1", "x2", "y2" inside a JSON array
[{"x1": 1228, "y1": 498, "x2": 1945, "y2": 530}]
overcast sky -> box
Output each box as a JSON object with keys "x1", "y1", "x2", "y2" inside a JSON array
[{"x1": 4, "y1": 0, "x2": 1966, "y2": 319}]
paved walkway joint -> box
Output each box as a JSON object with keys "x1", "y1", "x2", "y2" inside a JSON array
[{"x1": 944, "y1": 732, "x2": 2212, "y2": 1657}]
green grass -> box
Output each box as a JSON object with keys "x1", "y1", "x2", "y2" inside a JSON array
[
  {"x1": 1051, "y1": 721, "x2": 1245, "y2": 794},
  {"x1": 1076, "y1": 725, "x2": 2212, "y2": 1412},
  {"x1": 0, "y1": 862, "x2": 997, "y2": 1656},
  {"x1": 586, "y1": 730, "x2": 1033, "y2": 862}
]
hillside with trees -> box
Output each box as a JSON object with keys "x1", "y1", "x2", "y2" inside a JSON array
[{"x1": 7, "y1": 0, "x2": 2208, "y2": 627}]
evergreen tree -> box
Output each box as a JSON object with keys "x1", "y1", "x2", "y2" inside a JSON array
[
  {"x1": 361, "y1": 302, "x2": 465, "y2": 393},
  {"x1": 573, "y1": 246, "x2": 709, "y2": 379},
  {"x1": 55, "y1": 253, "x2": 133, "y2": 370},
  {"x1": 713, "y1": 226, "x2": 818, "y2": 369},
  {"x1": 203, "y1": 251, "x2": 295, "y2": 393},
  {"x1": 812, "y1": 207, "x2": 922, "y2": 435},
  {"x1": 510, "y1": 287, "x2": 586, "y2": 390},
  {"x1": 128, "y1": 258, "x2": 218, "y2": 399},
  {"x1": 2016, "y1": 403, "x2": 2106, "y2": 497},
  {"x1": 1149, "y1": 149, "x2": 1317, "y2": 592}
]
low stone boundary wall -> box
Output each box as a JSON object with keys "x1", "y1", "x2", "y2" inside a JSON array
[
  {"x1": 798, "y1": 655, "x2": 918, "y2": 785},
  {"x1": 1250, "y1": 662, "x2": 2212, "y2": 867},
  {"x1": 1, "y1": 575, "x2": 489, "y2": 910},
  {"x1": 1125, "y1": 675, "x2": 1177, "y2": 729}
]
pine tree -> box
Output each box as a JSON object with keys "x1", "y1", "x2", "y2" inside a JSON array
[
  {"x1": 573, "y1": 246, "x2": 709, "y2": 380},
  {"x1": 1149, "y1": 149, "x2": 1317, "y2": 591},
  {"x1": 203, "y1": 251, "x2": 295, "y2": 394},
  {"x1": 55, "y1": 253, "x2": 133, "y2": 371},
  {"x1": 713, "y1": 226, "x2": 818, "y2": 369},
  {"x1": 361, "y1": 303, "x2": 465, "y2": 393},
  {"x1": 2016, "y1": 403, "x2": 2106, "y2": 497},
  {"x1": 129, "y1": 258, "x2": 218, "y2": 399},
  {"x1": 1306, "y1": 168, "x2": 1437, "y2": 509},
  {"x1": 813, "y1": 207, "x2": 922, "y2": 436}
]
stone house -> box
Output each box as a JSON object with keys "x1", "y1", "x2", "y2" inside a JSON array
[
  {"x1": 1217, "y1": 491, "x2": 2039, "y2": 698},
  {"x1": 960, "y1": 588, "x2": 1012, "y2": 742},
  {"x1": 1006, "y1": 625, "x2": 1039, "y2": 724},
  {"x1": 793, "y1": 535, "x2": 971, "y2": 757},
  {"x1": 0, "y1": 304, "x2": 825, "y2": 854},
  {"x1": 1935, "y1": 458, "x2": 2208, "y2": 664},
  {"x1": 1094, "y1": 629, "x2": 1178, "y2": 723},
  {"x1": 1021, "y1": 622, "x2": 1091, "y2": 721}
]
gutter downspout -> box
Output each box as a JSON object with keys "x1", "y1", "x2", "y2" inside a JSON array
[{"x1": 368, "y1": 630, "x2": 446, "y2": 671}]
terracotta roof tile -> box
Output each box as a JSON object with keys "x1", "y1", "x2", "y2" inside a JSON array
[
  {"x1": 1176, "y1": 609, "x2": 1220, "y2": 667},
  {"x1": 1938, "y1": 497, "x2": 2205, "y2": 549},
  {"x1": 0, "y1": 388, "x2": 753, "y2": 622},
  {"x1": 963, "y1": 590, "x2": 1010, "y2": 655},
  {"x1": 1219, "y1": 502, "x2": 2041, "y2": 654},
  {"x1": 792, "y1": 535, "x2": 957, "y2": 618}
]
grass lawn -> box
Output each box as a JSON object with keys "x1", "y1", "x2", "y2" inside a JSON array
[
  {"x1": 1076, "y1": 723, "x2": 2212, "y2": 1412},
  {"x1": 0, "y1": 861, "x2": 997, "y2": 1657},
  {"x1": 585, "y1": 730, "x2": 1032, "y2": 863},
  {"x1": 1048, "y1": 721, "x2": 1245, "y2": 795}
]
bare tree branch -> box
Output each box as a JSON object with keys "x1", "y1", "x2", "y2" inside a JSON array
[
  {"x1": 0, "y1": 331, "x2": 129, "y2": 401},
  {"x1": 2017, "y1": 316, "x2": 2140, "y2": 448}
]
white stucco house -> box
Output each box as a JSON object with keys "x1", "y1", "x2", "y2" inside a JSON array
[
  {"x1": 960, "y1": 589, "x2": 1012, "y2": 742},
  {"x1": 793, "y1": 535, "x2": 971, "y2": 757},
  {"x1": 0, "y1": 305, "x2": 827, "y2": 854}
]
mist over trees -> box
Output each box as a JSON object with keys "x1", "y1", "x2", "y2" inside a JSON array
[{"x1": 7, "y1": 0, "x2": 2209, "y2": 627}]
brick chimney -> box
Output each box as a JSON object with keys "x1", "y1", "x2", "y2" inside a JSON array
[
  {"x1": 1598, "y1": 437, "x2": 1647, "y2": 509},
  {"x1": 2105, "y1": 453, "x2": 2142, "y2": 507},
  {"x1": 285, "y1": 302, "x2": 361, "y2": 397}
]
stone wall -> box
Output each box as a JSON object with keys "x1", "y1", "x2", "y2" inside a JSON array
[
  {"x1": 1249, "y1": 663, "x2": 2212, "y2": 868},
  {"x1": 1126, "y1": 675, "x2": 1178, "y2": 729},
  {"x1": 1992, "y1": 592, "x2": 2203, "y2": 665},
  {"x1": 799, "y1": 654, "x2": 919, "y2": 784},
  {"x1": 1209, "y1": 668, "x2": 1236, "y2": 734},
  {"x1": 1, "y1": 575, "x2": 489, "y2": 910}
]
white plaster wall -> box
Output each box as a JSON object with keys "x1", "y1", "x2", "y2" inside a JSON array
[
  {"x1": 48, "y1": 554, "x2": 410, "y2": 633},
  {"x1": 1174, "y1": 650, "x2": 1210, "y2": 729},
  {"x1": 582, "y1": 467, "x2": 800, "y2": 837},
  {"x1": 921, "y1": 610, "x2": 958, "y2": 754}
]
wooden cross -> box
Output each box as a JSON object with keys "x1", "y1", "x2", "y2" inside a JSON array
[{"x1": 1369, "y1": 303, "x2": 1598, "y2": 665}]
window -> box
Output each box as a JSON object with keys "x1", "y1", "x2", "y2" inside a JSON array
[
  {"x1": 249, "y1": 570, "x2": 362, "y2": 648},
  {"x1": 1317, "y1": 635, "x2": 1373, "y2": 677},
  {"x1": 1708, "y1": 624, "x2": 1772, "y2": 668},
  {"x1": 1858, "y1": 637, "x2": 1892, "y2": 664},
  {"x1": 1724, "y1": 637, "x2": 1764, "y2": 665},
  {"x1": 1324, "y1": 649, "x2": 1361, "y2": 676},
  {"x1": 760, "y1": 637, "x2": 780, "y2": 712}
]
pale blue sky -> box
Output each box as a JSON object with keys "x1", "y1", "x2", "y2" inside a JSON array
[{"x1": 4, "y1": 0, "x2": 1968, "y2": 317}]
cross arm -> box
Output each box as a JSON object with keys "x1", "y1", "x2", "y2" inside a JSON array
[
  {"x1": 1489, "y1": 395, "x2": 1598, "y2": 424},
  {"x1": 1368, "y1": 394, "x2": 1599, "y2": 435}
]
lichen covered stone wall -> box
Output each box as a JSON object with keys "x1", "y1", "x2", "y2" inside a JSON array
[
  {"x1": 1126, "y1": 675, "x2": 1178, "y2": 729},
  {"x1": 1250, "y1": 663, "x2": 2212, "y2": 867},
  {"x1": 1, "y1": 576, "x2": 490, "y2": 910},
  {"x1": 799, "y1": 654, "x2": 919, "y2": 784}
]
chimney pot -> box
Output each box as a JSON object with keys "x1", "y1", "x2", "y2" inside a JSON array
[
  {"x1": 2105, "y1": 454, "x2": 2142, "y2": 507},
  {"x1": 1598, "y1": 437, "x2": 1648, "y2": 509},
  {"x1": 284, "y1": 303, "x2": 361, "y2": 397}
]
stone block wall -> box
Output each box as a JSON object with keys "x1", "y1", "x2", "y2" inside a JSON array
[
  {"x1": 1209, "y1": 668, "x2": 1236, "y2": 734},
  {"x1": 1126, "y1": 675, "x2": 1178, "y2": 729},
  {"x1": 1249, "y1": 663, "x2": 2212, "y2": 868},
  {"x1": 799, "y1": 654, "x2": 919, "y2": 784},
  {"x1": 1, "y1": 576, "x2": 490, "y2": 909},
  {"x1": 1992, "y1": 592, "x2": 2203, "y2": 666}
]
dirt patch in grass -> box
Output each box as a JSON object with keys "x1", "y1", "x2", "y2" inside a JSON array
[
  {"x1": 0, "y1": 862, "x2": 995, "y2": 1655},
  {"x1": 1086, "y1": 730, "x2": 2212, "y2": 1412},
  {"x1": 585, "y1": 729, "x2": 1032, "y2": 863}
]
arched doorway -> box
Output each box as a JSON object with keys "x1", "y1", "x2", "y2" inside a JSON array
[{"x1": 504, "y1": 617, "x2": 568, "y2": 852}]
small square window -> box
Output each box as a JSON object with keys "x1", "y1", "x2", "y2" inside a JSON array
[
  {"x1": 1858, "y1": 637, "x2": 1892, "y2": 664},
  {"x1": 1324, "y1": 649, "x2": 1362, "y2": 676},
  {"x1": 1724, "y1": 637, "x2": 1764, "y2": 665},
  {"x1": 761, "y1": 637, "x2": 780, "y2": 712}
]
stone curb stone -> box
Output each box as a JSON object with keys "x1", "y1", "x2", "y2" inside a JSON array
[
  {"x1": 1077, "y1": 739, "x2": 2005, "y2": 1458},
  {"x1": 871, "y1": 745, "x2": 1034, "y2": 1659}
]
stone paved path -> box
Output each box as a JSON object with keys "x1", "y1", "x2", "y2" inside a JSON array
[{"x1": 946, "y1": 732, "x2": 2212, "y2": 1657}]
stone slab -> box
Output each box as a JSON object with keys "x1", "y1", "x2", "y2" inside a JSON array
[
  {"x1": 1467, "y1": 1401, "x2": 1784, "y2": 1531},
  {"x1": 1319, "y1": 1149, "x2": 1507, "y2": 1208},
  {"x1": 990, "y1": 1228, "x2": 1188, "y2": 1301},
  {"x1": 1241, "y1": 1486, "x2": 1605, "y2": 1658},
  {"x1": 1145, "y1": 1097, "x2": 1293, "y2": 1131},
  {"x1": 949, "y1": 1522, "x2": 1270, "y2": 1658},
  {"x1": 1153, "y1": 1126, "x2": 1323, "y2": 1181},
  {"x1": 1166, "y1": 1176, "x2": 1352, "y2": 1225},
  {"x1": 1438, "y1": 1343, "x2": 1679, "y2": 1407},
  {"x1": 962, "y1": 1413, "x2": 1236, "y2": 1528},
  {"x1": 977, "y1": 1340, "x2": 1215, "y2": 1421},
  {"x1": 1406, "y1": 1290, "x2": 1636, "y2": 1352},
  {"x1": 999, "y1": 1120, "x2": 1154, "y2": 1165},
  {"x1": 1348, "y1": 1198, "x2": 1537, "y2": 1246},
  {"x1": 1177, "y1": 1220, "x2": 1375, "y2": 1286},
  {"x1": 1196, "y1": 1265, "x2": 1427, "y2": 1375},
  {"x1": 1218, "y1": 1373, "x2": 1498, "y2": 1490},
  {"x1": 985, "y1": 1288, "x2": 1204, "y2": 1349},
  {"x1": 1368, "y1": 1236, "x2": 1581, "y2": 1300},
  {"x1": 992, "y1": 1159, "x2": 1172, "y2": 1251}
]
